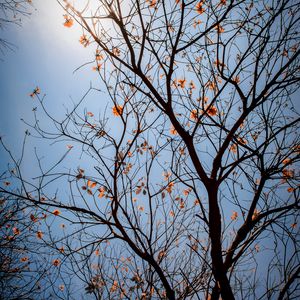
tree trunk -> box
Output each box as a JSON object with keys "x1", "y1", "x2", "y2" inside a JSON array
[{"x1": 208, "y1": 185, "x2": 235, "y2": 300}]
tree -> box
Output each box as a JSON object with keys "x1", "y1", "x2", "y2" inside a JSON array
[
  {"x1": 0, "y1": 139, "x2": 72, "y2": 299},
  {"x1": 1, "y1": 0, "x2": 300, "y2": 299}
]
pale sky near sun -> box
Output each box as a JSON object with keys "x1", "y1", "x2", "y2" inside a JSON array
[{"x1": 0, "y1": 0, "x2": 104, "y2": 155}]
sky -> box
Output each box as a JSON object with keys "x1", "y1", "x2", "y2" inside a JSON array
[{"x1": 0, "y1": 0, "x2": 103, "y2": 159}]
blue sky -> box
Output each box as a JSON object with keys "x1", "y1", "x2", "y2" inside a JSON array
[{"x1": 0, "y1": 1, "x2": 103, "y2": 157}]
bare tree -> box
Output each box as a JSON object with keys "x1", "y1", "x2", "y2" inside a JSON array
[
  {"x1": 0, "y1": 185, "x2": 65, "y2": 299},
  {"x1": 1, "y1": 0, "x2": 300, "y2": 299}
]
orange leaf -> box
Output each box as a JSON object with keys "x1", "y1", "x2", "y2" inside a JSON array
[
  {"x1": 112, "y1": 105, "x2": 123, "y2": 116},
  {"x1": 53, "y1": 209, "x2": 61, "y2": 216},
  {"x1": 52, "y1": 259, "x2": 61, "y2": 267},
  {"x1": 63, "y1": 15, "x2": 73, "y2": 28}
]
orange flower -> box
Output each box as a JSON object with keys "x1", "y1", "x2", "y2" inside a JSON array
[
  {"x1": 238, "y1": 137, "x2": 247, "y2": 145},
  {"x1": 179, "y1": 147, "x2": 185, "y2": 155},
  {"x1": 87, "y1": 180, "x2": 97, "y2": 189},
  {"x1": 30, "y1": 214, "x2": 38, "y2": 222},
  {"x1": 63, "y1": 15, "x2": 74, "y2": 28},
  {"x1": 193, "y1": 19, "x2": 202, "y2": 28},
  {"x1": 205, "y1": 105, "x2": 218, "y2": 116},
  {"x1": 95, "y1": 50, "x2": 104, "y2": 61},
  {"x1": 138, "y1": 205, "x2": 144, "y2": 212},
  {"x1": 215, "y1": 25, "x2": 225, "y2": 33},
  {"x1": 53, "y1": 209, "x2": 61, "y2": 216},
  {"x1": 112, "y1": 105, "x2": 123, "y2": 116},
  {"x1": 36, "y1": 231, "x2": 43, "y2": 239},
  {"x1": 194, "y1": 199, "x2": 200, "y2": 205},
  {"x1": 13, "y1": 227, "x2": 20, "y2": 235},
  {"x1": 189, "y1": 80, "x2": 196, "y2": 89},
  {"x1": 147, "y1": 0, "x2": 156, "y2": 8},
  {"x1": 163, "y1": 171, "x2": 171, "y2": 181},
  {"x1": 92, "y1": 64, "x2": 102, "y2": 71},
  {"x1": 206, "y1": 80, "x2": 216, "y2": 90},
  {"x1": 183, "y1": 188, "x2": 191, "y2": 196},
  {"x1": 29, "y1": 87, "x2": 41, "y2": 98},
  {"x1": 214, "y1": 60, "x2": 226, "y2": 68},
  {"x1": 292, "y1": 145, "x2": 300, "y2": 154},
  {"x1": 195, "y1": 2, "x2": 205, "y2": 14},
  {"x1": 283, "y1": 158, "x2": 291, "y2": 165},
  {"x1": 230, "y1": 144, "x2": 237, "y2": 153},
  {"x1": 233, "y1": 76, "x2": 240, "y2": 83},
  {"x1": 190, "y1": 109, "x2": 198, "y2": 121},
  {"x1": 98, "y1": 186, "x2": 106, "y2": 198},
  {"x1": 170, "y1": 125, "x2": 177, "y2": 135},
  {"x1": 282, "y1": 169, "x2": 294, "y2": 179},
  {"x1": 52, "y1": 259, "x2": 61, "y2": 267},
  {"x1": 20, "y1": 257, "x2": 29, "y2": 262},
  {"x1": 166, "y1": 181, "x2": 174, "y2": 193},
  {"x1": 251, "y1": 133, "x2": 259, "y2": 141},
  {"x1": 112, "y1": 47, "x2": 121, "y2": 56},
  {"x1": 79, "y1": 34, "x2": 90, "y2": 47},
  {"x1": 123, "y1": 163, "x2": 132, "y2": 175},
  {"x1": 177, "y1": 78, "x2": 186, "y2": 88},
  {"x1": 158, "y1": 250, "x2": 166, "y2": 259},
  {"x1": 252, "y1": 209, "x2": 260, "y2": 220},
  {"x1": 110, "y1": 281, "x2": 118, "y2": 292},
  {"x1": 231, "y1": 211, "x2": 238, "y2": 220}
]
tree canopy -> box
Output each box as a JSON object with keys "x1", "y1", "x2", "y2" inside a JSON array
[{"x1": 1, "y1": 0, "x2": 299, "y2": 299}]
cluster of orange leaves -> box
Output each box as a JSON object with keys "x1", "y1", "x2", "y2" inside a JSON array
[
  {"x1": 135, "y1": 181, "x2": 146, "y2": 195},
  {"x1": 112, "y1": 105, "x2": 123, "y2": 116},
  {"x1": 52, "y1": 259, "x2": 61, "y2": 267},
  {"x1": 169, "y1": 125, "x2": 177, "y2": 135},
  {"x1": 195, "y1": 1, "x2": 205, "y2": 14},
  {"x1": 93, "y1": 50, "x2": 104, "y2": 71},
  {"x1": 79, "y1": 34, "x2": 90, "y2": 47},
  {"x1": 123, "y1": 163, "x2": 132, "y2": 175},
  {"x1": 231, "y1": 211, "x2": 238, "y2": 221},
  {"x1": 205, "y1": 105, "x2": 218, "y2": 116},
  {"x1": 112, "y1": 47, "x2": 121, "y2": 56},
  {"x1": 63, "y1": 14, "x2": 73, "y2": 28},
  {"x1": 53, "y1": 209, "x2": 61, "y2": 216},
  {"x1": 190, "y1": 109, "x2": 199, "y2": 121},
  {"x1": 96, "y1": 185, "x2": 107, "y2": 198},
  {"x1": 82, "y1": 179, "x2": 108, "y2": 198},
  {"x1": 29, "y1": 87, "x2": 40, "y2": 98},
  {"x1": 36, "y1": 231, "x2": 43, "y2": 239},
  {"x1": 215, "y1": 25, "x2": 225, "y2": 33}
]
